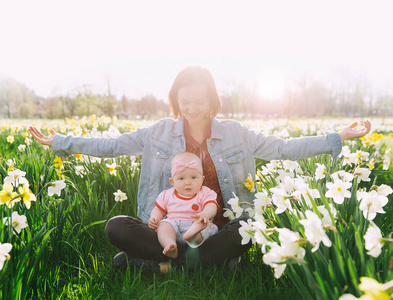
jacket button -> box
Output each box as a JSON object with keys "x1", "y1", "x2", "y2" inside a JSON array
[
  {"x1": 223, "y1": 178, "x2": 228, "y2": 183},
  {"x1": 219, "y1": 158, "x2": 223, "y2": 163},
  {"x1": 211, "y1": 141, "x2": 214, "y2": 145}
]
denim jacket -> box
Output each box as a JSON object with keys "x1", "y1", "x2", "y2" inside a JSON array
[{"x1": 52, "y1": 117, "x2": 342, "y2": 223}]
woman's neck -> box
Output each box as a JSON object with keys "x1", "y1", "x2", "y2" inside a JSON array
[{"x1": 186, "y1": 118, "x2": 210, "y2": 144}]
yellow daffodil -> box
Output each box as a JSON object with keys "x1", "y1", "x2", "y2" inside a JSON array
[
  {"x1": 244, "y1": 173, "x2": 255, "y2": 193},
  {"x1": 18, "y1": 183, "x2": 37, "y2": 209},
  {"x1": 389, "y1": 133, "x2": 393, "y2": 139},
  {"x1": 0, "y1": 182, "x2": 19, "y2": 208},
  {"x1": 55, "y1": 169, "x2": 65, "y2": 180},
  {"x1": 54, "y1": 156, "x2": 63, "y2": 169},
  {"x1": 358, "y1": 277, "x2": 391, "y2": 300}
]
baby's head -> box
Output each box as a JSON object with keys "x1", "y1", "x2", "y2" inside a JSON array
[
  {"x1": 170, "y1": 152, "x2": 204, "y2": 197},
  {"x1": 171, "y1": 152, "x2": 203, "y2": 178}
]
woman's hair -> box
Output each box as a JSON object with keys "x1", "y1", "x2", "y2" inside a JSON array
[{"x1": 168, "y1": 66, "x2": 222, "y2": 119}]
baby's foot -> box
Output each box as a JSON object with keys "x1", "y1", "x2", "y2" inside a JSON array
[
  {"x1": 183, "y1": 221, "x2": 207, "y2": 241},
  {"x1": 163, "y1": 243, "x2": 178, "y2": 258}
]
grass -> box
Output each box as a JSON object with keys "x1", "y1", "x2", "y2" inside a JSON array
[{"x1": 37, "y1": 243, "x2": 301, "y2": 300}]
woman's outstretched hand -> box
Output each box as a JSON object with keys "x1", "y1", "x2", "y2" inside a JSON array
[
  {"x1": 28, "y1": 126, "x2": 57, "y2": 146},
  {"x1": 338, "y1": 120, "x2": 371, "y2": 141}
]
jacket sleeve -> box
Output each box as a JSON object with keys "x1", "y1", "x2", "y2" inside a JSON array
[
  {"x1": 52, "y1": 126, "x2": 150, "y2": 158},
  {"x1": 241, "y1": 124, "x2": 342, "y2": 161}
]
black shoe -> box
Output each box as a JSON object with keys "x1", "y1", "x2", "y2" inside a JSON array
[
  {"x1": 112, "y1": 251, "x2": 161, "y2": 274},
  {"x1": 227, "y1": 256, "x2": 242, "y2": 271}
]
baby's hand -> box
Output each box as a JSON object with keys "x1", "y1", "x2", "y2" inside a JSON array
[
  {"x1": 192, "y1": 212, "x2": 211, "y2": 228},
  {"x1": 148, "y1": 217, "x2": 159, "y2": 229}
]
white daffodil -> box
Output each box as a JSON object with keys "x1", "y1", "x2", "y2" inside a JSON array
[
  {"x1": 238, "y1": 219, "x2": 255, "y2": 245},
  {"x1": 252, "y1": 214, "x2": 269, "y2": 253},
  {"x1": 113, "y1": 189, "x2": 127, "y2": 202},
  {"x1": 74, "y1": 165, "x2": 86, "y2": 178},
  {"x1": 263, "y1": 242, "x2": 288, "y2": 278},
  {"x1": 355, "y1": 150, "x2": 370, "y2": 163},
  {"x1": 282, "y1": 160, "x2": 303, "y2": 174},
  {"x1": 325, "y1": 179, "x2": 352, "y2": 204},
  {"x1": 223, "y1": 208, "x2": 236, "y2": 220},
  {"x1": 317, "y1": 204, "x2": 337, "y2": 226},
  {"x1": 382, "y1": 148, "x2": 391, "y2": 170},
  {"x1": 299, "y1": 210, "x2": 332, "y2": 252},
  {"x1": 263, "y1": 229, "x2": 305, "y2": 278},
  {"x1": 106, "y1": 162, "x2": 118, "y2": 176},
  {"x1": 253, "y1": 191, "x2": 272, "y2": 216},
  {"x1": 291, "y1": 178, "x2": 320, "y2": 206},
  {"x1": 364, "y1": 221, "x2": 384, "y2": 257},
  {"x1": 315, "y1": 163, "x2": 328, "y2": 180},
  {"x1": 18, "y1": 144, "x2": 26, "y2": 152},
  {"x1": 4, "y1": 169, "x2": 28, "y2": 187},
  {"x1": 266, "y1": 160, "x2": 281, "y2": 172},
  {"x1": 340, "y1": 146, "x2": 358, "y2": 166},
  {"x1": 227, "y1": 193, "x2": 244, "y2": 218},
  {"x1": 275, "y1": 169, "x2": 294, "y2": 184},
  {"x1": 358, "y1": 191, "x2": 388, "y2": 221},
  {"x1": 0, "y1": 242, "x2": 13, "y2": 270},
  {"x1": 48, "y1": 180, "x2": 66, "y2": 197},
  {"x1": 354, "y1": 167, "x2": 371, "y2": 183},
  {"x1": 3, "y1": 211, "x2": 28, "y2": 234},
  {"x1": 270, "y1": 186, "x2": 292, "y2": 214},
  {"x1": 331, "y1": 170, "x2": 354, "y2": 183},
  {"x1": 377, "y1": 184, "x2": 393, "y2": 197}
]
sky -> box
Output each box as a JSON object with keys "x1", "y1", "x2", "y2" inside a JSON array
[{"x1": 1, "y1": 0, "x2": 393, "y2": 101}]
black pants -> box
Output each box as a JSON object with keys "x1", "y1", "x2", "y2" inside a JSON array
[{"x1": 105, "y1": 216, "x2": 251, "y2": 266}]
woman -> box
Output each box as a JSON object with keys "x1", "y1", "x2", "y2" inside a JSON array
[{"x1": 28, "y1": 66, "x2": 371, "y2": 273}]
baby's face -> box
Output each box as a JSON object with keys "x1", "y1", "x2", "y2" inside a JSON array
[{"x1": 170, "y1": 167, "x2": 204, "y2": 197}]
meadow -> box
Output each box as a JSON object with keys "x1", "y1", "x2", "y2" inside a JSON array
[{"x1": 0, "y1": 116, "x2": 392, "y2": 299}]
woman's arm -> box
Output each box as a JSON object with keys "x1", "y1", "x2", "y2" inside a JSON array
[{"x1": 28, "y1": 125, "x2": 148, "y2": 158}]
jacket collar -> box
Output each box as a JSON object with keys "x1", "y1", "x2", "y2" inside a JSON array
[{"x1": 171, "y1": 117, "x2": 223, "y2": 140}]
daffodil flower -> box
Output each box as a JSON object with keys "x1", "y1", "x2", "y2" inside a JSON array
[
  {"x1": 4, "y1": 169, "x2": 28, "y2": 187},
  {"x1": 0, "y1": 242, "x2": 13, "y2": 270},
  {"x1": 18, "y1": 182, "x2": 37, "y2": 209},
  {"x1": 6, "y1": 135, "x2": 14, "y2": 144},
  {"x1": 325, "y1": 179, "x2": 352, "y2": 204},
  {"x1": 48, "y1": 180, "x2": 66, "y2": 197},
  {"x1": 106, "y1": 162, "x2": 118, "y2": 176},
  {"x1": 358, "y1": 191, "x2": 388, "y2": 221},
  {"x1": 364, "y1": 221, "x2": 384, "y2": 257},
  {"x1": 53, "y1": 156, "x2": 63, "y2": 169},
  {"x1": 244, "y1": 173, "x2": 255, "y2": 193},
  {"x1": 113, "y1": 189, "x2": 127, "y2": 202},
  {"x1": 299, "y1": 210, "x2": 332, "y2": 252},
  {"x1": 3, "y1": 211, "x2": 28, "y2": 234},
  {"x1": 0, "y1": 182, "x2": 20, "y2": 207}
]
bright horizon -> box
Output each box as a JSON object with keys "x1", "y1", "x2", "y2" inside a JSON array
[{"x1": 1, "y1": 0, "x2": 393, "y2": 101}]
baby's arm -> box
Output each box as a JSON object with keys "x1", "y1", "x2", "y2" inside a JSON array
[{"x1": 148, "y1": 207, "x2": 165, "y2": 230}]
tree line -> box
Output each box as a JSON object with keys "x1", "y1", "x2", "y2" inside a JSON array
[{"x1": 1, "y1": 74, "x2": 392, "y2": 120}]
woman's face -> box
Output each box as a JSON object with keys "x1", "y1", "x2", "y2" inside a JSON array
[{"x1": 178, "y1": 84, "x2": 210, "y2": 125}]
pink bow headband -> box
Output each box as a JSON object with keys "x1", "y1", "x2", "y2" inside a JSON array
[{"x1": 171, "y1": 161, "x2": 203, "y2": 177}]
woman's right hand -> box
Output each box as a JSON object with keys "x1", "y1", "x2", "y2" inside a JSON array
[{"x1": 28, "y1": 126, "x2": 57, "y2": 146}]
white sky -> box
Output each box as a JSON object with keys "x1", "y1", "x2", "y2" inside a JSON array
[{"x1": 1, "y1": 0, "x2": 393, "y2": 101}]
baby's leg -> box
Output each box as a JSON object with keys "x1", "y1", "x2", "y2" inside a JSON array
[
  {"x1": 183, "y1": 221, "x2": 207, "y2": 244},
  {"x1": 157, "y1": 221, "x2": 178, "y2": 258}
]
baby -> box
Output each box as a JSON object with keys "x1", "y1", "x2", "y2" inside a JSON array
[{"x1": 148, "y1": 152, "x2": 220, "y2": 260}]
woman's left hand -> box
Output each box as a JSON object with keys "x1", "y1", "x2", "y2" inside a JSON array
[{"x1": 338, "y1": 120, "x2": 371, "y2": 141}]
